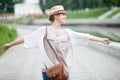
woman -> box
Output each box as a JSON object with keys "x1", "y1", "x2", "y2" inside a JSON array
[{"x1": 3, "y1": 5, "x2": 111, "y2": 80}]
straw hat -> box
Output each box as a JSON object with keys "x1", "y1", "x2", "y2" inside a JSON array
[{"x1": 49, "y1": 5, "x2": 67, "y2": 17}]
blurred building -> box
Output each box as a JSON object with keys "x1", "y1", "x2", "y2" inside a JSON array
[{"x1": 14, "y1": 0, "x2": 43, "y2": 18}]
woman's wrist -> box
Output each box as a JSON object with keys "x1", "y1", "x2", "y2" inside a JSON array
[
  {"x1": 89, "y1": 35, "x2": 111, "y2": 45},
  {"x1": 98, "y1": 38, "x2": 104, "y2": 43}
]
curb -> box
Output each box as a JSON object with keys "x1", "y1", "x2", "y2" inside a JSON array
[{"x1": 88, "y1": 41, "x2": 120, "y2": 58}]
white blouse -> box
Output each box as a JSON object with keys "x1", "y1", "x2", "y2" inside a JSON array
[
  {"x1": 24, "y1": 26, "x2": 91, "y2": 71},
  {"x1": 44, "y1": 27, "x2": 70, "y2": 68}
]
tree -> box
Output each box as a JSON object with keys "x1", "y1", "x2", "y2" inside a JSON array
[
  {"x1": 39, "y1": 0, "x2": 120, "y2": 11},
  {"x1": 13, "y1": 0, "x2": 23, "y2": 4},
  {"x1": 0, "y1": 0, "x2": 14, "y2": 13},
  {"x1": 0, "y1": 0, "x2": 23, "y2": 13}
]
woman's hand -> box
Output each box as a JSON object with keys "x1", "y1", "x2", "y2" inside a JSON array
[
  {"x1": 2, "y1": 36, "x2": 24, "y2": 51},
  {"x1": 100, "y1": 38, "x2": 111, "y2": 45},
  {"x1": 2, "y1": 43, "x2": 12, "y2": 50}
]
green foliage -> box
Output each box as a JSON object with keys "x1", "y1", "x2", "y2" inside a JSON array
[
  {"x1": 40, "y1": 0, "x2": 120, "y2": 11},
  {"x1": 67, "y1": 8, "x2": 109, "y2": 18},
  {"x1": 0, "y1": 0, "x2": 14, "y2": 13},
  {"x1": 0, "y1": 24, "x2": 18, "y2": 55},
  {"x1": 103, "y1": 0, "x2": 120, "y2": 8},
  {"x1": 13, "y1": 0, "x2": 23, "y2": 4},
  {"x1": 0, "y1": 0, "x2": 23, "y2": 13}
]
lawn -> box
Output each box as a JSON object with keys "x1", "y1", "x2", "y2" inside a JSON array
[
  {"x1": 0, "y1": 24, "x2": 18, "y2": 55},
  {"x1": 67, "y1": 8, "x2": 110, "y2": 19}
]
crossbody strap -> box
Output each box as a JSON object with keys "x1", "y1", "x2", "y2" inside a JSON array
[
  {"x1": 45, "y1": 27, "x2": 59, "y2": 59},
  {"x1": 44, "y1": 27, "x2": 68, "y2": 69},
  {"x1": 45, "y1": 27, "x2": 48, "y2": 39}
]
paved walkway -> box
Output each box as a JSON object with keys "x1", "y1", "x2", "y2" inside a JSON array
[{"x1": 0, "y1": 26, "x2": 120, "y2": 80}]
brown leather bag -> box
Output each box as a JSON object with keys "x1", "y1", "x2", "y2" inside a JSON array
[{"x1": 46, "y1": 62, "x2": 68, "y2": 80}]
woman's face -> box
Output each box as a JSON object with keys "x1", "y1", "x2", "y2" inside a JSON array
[{"x1": 54, "y1": 13, "x2": 67, "y2": 24}]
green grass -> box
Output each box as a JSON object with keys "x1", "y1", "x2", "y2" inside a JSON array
[
  {"x1": 14, "y1": 16, "x2": 34, "y2": 24},
  {"x1": 108, "y1": 33, "x2": 120, "y2": 42},
  {"x1": 0, "y1": 24, "x2": 18, "y2": 55},
  {"x1": 67, "y1": 8, "x2": 109, "y2": 19},
  {"x1": 0, "y1": 16, "x2": 34, "y2": 24},
  {"x1": 107, "y1": 8, "x2": 120, "y2": 18}
]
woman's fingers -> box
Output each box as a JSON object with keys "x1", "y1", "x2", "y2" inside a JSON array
[
  {"x1": 2, "y1": 44, "x2": 11, "y2": 50},
  {"x1": 103, "y1": 38, "x2": 111, "y2": 45}
]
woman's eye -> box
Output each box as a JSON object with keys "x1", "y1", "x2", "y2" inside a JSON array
[{"x1": 62, "y1": 13, "x2": 67, "y2": 16}]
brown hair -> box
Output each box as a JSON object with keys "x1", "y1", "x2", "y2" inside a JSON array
[
  {"x1": 49, "y1": 15, "x2": 55, "y2": 23},
  {"x1": 48, "y1": 13, "x2": 66, "y2": 23}
]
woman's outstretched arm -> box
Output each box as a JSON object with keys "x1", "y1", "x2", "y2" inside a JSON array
[
  {"x1": 89, "y1": 35, "x2": 111, "y2": 45},
  {"x1": 2, "y1": 36, "x2": 24, "y2": 50}
]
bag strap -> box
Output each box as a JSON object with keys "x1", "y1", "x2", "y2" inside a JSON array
[
  {"x1": 44, "y1": 27, "x2": 68, "y2": 69},
  {"x1": 45, "y1": 27, "x2": 48, "y2": 39},
  {"x1": 44, "y1": 27, "x2": 47, "y2": 70}
]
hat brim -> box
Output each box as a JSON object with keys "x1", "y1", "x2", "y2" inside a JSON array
[{"x1": 49, "y1": 10, "x2": 67, "y2": 17}]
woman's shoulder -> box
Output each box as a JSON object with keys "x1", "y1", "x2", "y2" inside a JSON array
[
  {"x1": 31, "y1": 26, "x2": 46, "y2": 35},
  {"x1": 64, "y1": 28, "x2": 75, "y2": 34}
]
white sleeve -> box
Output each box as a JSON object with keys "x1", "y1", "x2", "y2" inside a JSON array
[
  {"x1": 72, "y1": 30, "x2": 91, "y2": 39},
  {"x1": 74, "y1": 31, "x2": 91, "y2": 46},
  {"x1": 67, "y1": 29, "x2": 91, "y2": 46},
  {"x1": 24, "y1": 28, "x2": 43, "y2": 48}
]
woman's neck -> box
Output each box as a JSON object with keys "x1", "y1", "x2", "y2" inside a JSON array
[{"x1": 52, "y1": 21, "x2": 61, "y2": 30}]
